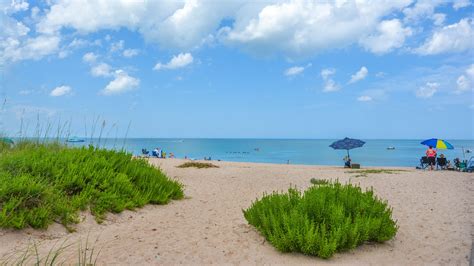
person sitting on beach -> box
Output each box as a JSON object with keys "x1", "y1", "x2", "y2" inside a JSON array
[
  {"x1": 426, "y1": 146, "x2": 437, "y2": 170},
  {"x1": 153, "y1": 147, "x2": 162, "y2": 158},
  {"x1": 343, "y1": 156, "x2": 351, "y2": 168}
]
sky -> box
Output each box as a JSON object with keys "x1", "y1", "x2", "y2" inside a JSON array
[{"x1": 0, "y1": 0, "x2": 473, "y2": 139}]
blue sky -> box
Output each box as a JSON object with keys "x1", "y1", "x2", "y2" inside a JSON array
[{"x1": 1, "y1": 0, "x2": 473, "y2": 139}]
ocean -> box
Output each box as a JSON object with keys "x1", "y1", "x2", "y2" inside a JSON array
[{"x1": 66, "y1": 138, "x2": 474, "y2": 167}]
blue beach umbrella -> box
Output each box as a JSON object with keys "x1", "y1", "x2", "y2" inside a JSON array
[
  {"x1": 329, "y1": 137, "x2": 365, "y2": 158},
  {"x1": 420, "y1": 138, "x2": 454, "y2": 149}
]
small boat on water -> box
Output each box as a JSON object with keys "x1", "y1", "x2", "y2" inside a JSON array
[
  {"x1": 387, "y1": 146, "x2": 395, "y2": 150},
  {"x1": 66, "y1": 137, "x2": 85, "y2": 143}
]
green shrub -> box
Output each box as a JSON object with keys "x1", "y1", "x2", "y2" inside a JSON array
[
  {"x1": 243, "y1": 182, "x2": 397, "y2": 259},
  {"x1": 0, "y1": 141, "x2": 183, "y2": 230},
  {"x1": 176, "y1": 162, "x2": 219, "y2": 169},
  {"x1": 310, "y1": 178, "x2": 329, "y2": 185}
]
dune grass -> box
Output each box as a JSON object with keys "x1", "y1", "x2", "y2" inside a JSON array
[
  {"x1": 0, "y1": 141, "x2": 183, "y2": 230},
  {"x1": 243, "y1": 182, "x2": 397, "y2": 259},
  {"x1": 177, "y1": 162, "x2": 219, "y2": 169}
]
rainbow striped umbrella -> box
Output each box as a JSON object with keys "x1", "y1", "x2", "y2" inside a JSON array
[{"x1": 420, "y1": 138, "x2": 454, "y2": 149}]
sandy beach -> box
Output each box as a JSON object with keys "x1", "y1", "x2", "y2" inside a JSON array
[{"x1": 0, "y1": 159, "x2": 472, "y2": 265}]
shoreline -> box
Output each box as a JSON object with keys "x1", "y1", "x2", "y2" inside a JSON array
[
  {"x1": 145, "y1": 157, "x2": 417, "y2": 170},
  {"x1": 1, "y1": 158, "x2": 472, "y2": 264}
]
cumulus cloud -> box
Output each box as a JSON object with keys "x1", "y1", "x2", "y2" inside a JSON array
[
  {"x1": 453, "y1": 0, "x2": 471, "y2": 10},
  {"x1": 123, "y1": 49, "x2": 139, "y2": 58},
  {"x1": 402, "y1": 0, "x2": 444, "y2": 23},
  {"x1": 82, "y1": 52, "x2": 97, "y2": 63},
  {"x1": 102, "y1": 70, "x2": 140, "y2": 95},
  {"x1": 416, "y1": 82, "x2": 439, "y2": 98},
  {"x1": 357, "y1": 95, "x2": 373, "y2": 102},
  {"x1": 321, "y1": 68, "x2": 340, "y2": 92},
  {"x1": 8, "y1": 0, "x2": 29, "y2": 13},
  {"x1": 349, "y1": 66, "x2": 368, "y2": 83},
  {"x1": 1, "y1": 34, "x2": 60, "y2": 63},
  {"x1": 154, "y1": 53, "x2": 193, "y2": 70},
  {"x1": 455, "y1": 64, "x2": 474, "y2": 93},
  {"x1": 91, "y1": 63, "x2": 112, "y2": 77},
  {"x1": 359, "y1": 19, "x2": 412, "y2": 54},
  {"x1": 415, "y1": 18, "x2": 474, "y2": 55},
  {"x1": 32, "y1": 0, "x2": 414, "y2": 57},
  {"x1": 50, "y1": 85, "x2": 72, "y2": 97}
]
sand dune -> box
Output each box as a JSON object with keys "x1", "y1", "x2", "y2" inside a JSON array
[{"x1": 1, "y1": 159, "x2": 472, "y2": 265}]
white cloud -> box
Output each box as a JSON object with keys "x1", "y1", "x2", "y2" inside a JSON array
[
  {"x1": 154, "y1": 53, "x2": 193, "y2": 70},
  {"x1": 285, "y1": 66, "x2": 304, "y2": 76},
  {"x1": 34, "y1": 0, "x2": 413, "y2": 57},
  {"x1": 110, "y1": 40, "x2": 124, "y2": 52},
  {"x1": 82, "y1": 52, "x2": 97, "y2": 63},
  {"x1": 453, "y1": 0, "x2": 471, "y2": 10},
  {"x1": 223, "y1": 1, "x2": 413, "y2": 57},
  {"x1": 432, "y1": 13, "x2": 446, "y2": 26},
  {"x1": 91, "y1": 63, "x2": 112, "y2": 77},
  {"x1": 402, "y1": 0, "x2": 444, "y2": 23},
  {"x1": 102, "y1": 70, "x2": 140, "y2": 95},
  {"x1": 1, "y1": 34, "x2": 60, "y2": 63},
  {"x1": 349, "y1": 66, "x2": 368, "y2": 83},
  {"x1": 50, "y1": 85, "x2": 72, "y2": 97},
  {"x1": 415, "y1": 18, "x2": 474, "y2": 55},
  {"x1": 359, "y1": 19, "x2": 412, "y2": 54},
  {"x1": 321, "y1": 68, "x2": 340, "y2": 92},
  {"x1": 284, "y1": 64, "x2": 311, "y2": 76},
  {"x1": 9, "y1": 0, "x2": 29, "y2": 13},
  {"x1": 357, "y1": 95, "x2": 373, "y2": 102},
  {"x1": 416, "y1": 82, "x2": 439, "y2": 98},
  {"x1": 455, "y1": 64, "x2": 474, "y2": 93},
  {"x1": 123, "y1": 49, "x2": 139, "y2": 58}
]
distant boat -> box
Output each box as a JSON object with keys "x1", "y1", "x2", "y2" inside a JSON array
[
  {"x1": 66, "y1": 137, "x2": 85, "y2": 143},
  {"x1": 387, "y1": 146, "x2": 395, "y2": 150}
]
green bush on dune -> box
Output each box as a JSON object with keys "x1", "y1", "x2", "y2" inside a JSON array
[
  {"x1": 0, "y1": 141, "x2": 183, "y2": 230},
  {"x1": 243, "y1": 182, "x2": 397, "y2": 259}
]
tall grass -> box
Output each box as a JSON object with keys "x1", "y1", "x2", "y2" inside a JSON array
[
  {"x1": 0, "y1": 141, "x2": 184, "y2": 230},
  {"x1": 243, "y1": 182, "x2": 397, "y2": 259}
]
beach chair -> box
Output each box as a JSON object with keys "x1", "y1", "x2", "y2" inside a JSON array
[
  {"x1": 419, "y1": 156, "x2": 429, "y2": 169},
  {"x1": 466, "y1": 156, "x2": 474, "y2": 173},
  {"x1": 436, "y1": 157, "x2": 448, "y2": 170},
  {"x1": 141, "y1": 149, "x2": 149, "y2": 157}
]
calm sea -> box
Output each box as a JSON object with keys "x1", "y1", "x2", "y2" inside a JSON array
[{"x1": 65, "y1": 138, "x2": 474, "y2": 167}]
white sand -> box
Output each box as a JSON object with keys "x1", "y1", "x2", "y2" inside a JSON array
[{"x1": 1, "y1": 159, "x2": 472, "y2": 265}]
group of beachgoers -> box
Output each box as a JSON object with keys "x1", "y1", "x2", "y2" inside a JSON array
[
  {"x1": 141, "y1": 147, "x2": 175, "y2": 159},
  {"x1": 423, "y1": 146, "x2": 469, "y2": 171}
]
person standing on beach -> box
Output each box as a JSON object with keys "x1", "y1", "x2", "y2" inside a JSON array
[{"x1": 426, "y1": 146, "x2": 437, "y2": 170}]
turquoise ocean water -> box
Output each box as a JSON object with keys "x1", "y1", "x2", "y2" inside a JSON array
[{"x1": 66, "y1": 138, "x2": 474, "y2": 167}]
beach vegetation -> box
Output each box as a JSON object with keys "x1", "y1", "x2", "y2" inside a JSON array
[
  {"x1": 177, "y1": 162, "x2": 219, "y2": 169},
  {"x1": 346, "y1": 169, "x2": 406, "y2": 177},
  {"x1": 0, "y1": 141, "x2": 183, "y2": 230},
  {"x1": 243, "y1": 182, "x2": 397, "y2": 259},
  {"x1": 310, "y1": 178, "x2": 329, "y2": 185},
  {"x1": 1, "y1": 235, "x2": 101, "y2": 265}
]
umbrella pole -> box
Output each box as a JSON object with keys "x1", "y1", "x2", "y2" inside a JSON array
[{"x1": 347, "y1": 149, "x2": 350, "y2": 159}]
